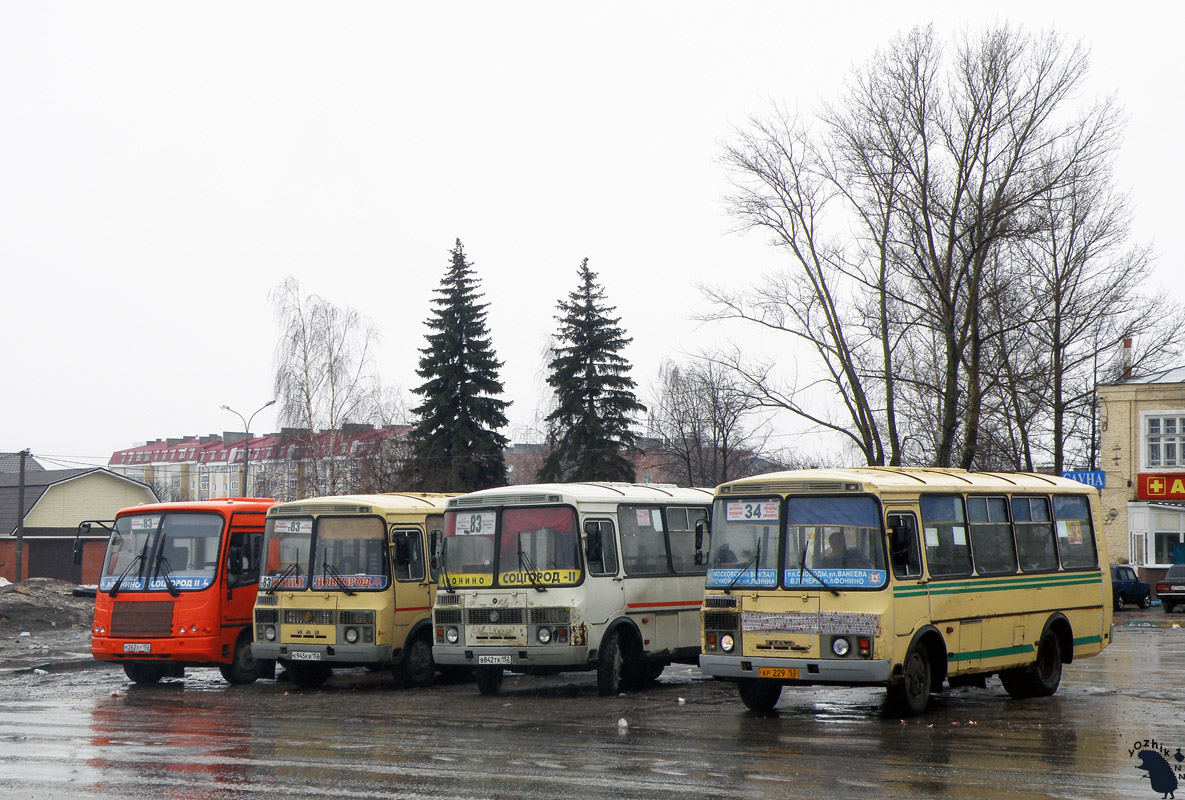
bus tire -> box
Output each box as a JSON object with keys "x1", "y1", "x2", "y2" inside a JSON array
[
  {"x1": 1001, "y1": 630, "x2": 1062, "y2": 699},
  {"x1": 737, "y1": 678, "x2": 782, "y2": 712},
  {"x1": 888, "y1": 642, "x2": 932, "y2": 716},
  {"x1": 596, "y1": 629, "x2": 625, "y2": 696},
  {"x1": 399, "y1": 635, "x2": 437, "y2": 688},
  {"x1": 286, "y1": 660, "x2": 331, "y2": 689},
  {"x1": 123, "y1": 662, "x2": 167, "y2": 685},
  {"x1": 220, "y1": 632, "x2": 265, "y2": 685},
  {"x1": 475, "y1": 666, "x2": 504, "y2": 696}
]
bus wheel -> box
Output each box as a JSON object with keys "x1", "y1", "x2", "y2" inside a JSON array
[
  {"x1": 888, "y1": 643, "x2": 932, "y2": 716},
  {"x1": 1000, "y1": 630, "x2": 1062, "y2": 698},
  {"x1": 286, "y1": 661, "x2": 331, "y2": 689},
  {"x1": 400, "y1": 636, "x2": 437, "y2": 688},
  {"x1": 596, "y1": 630, "x2": 625, "y2": 696},
  {"x1": 475, "y1": 666, "x2": 504, "y2": 696},
  {"x1": 737, "y1": 678, "x2": 782, "y2": 712},
  {"x1": 220, "y1": 633, "x2": 264, "y2": 685},
  {"x1": 123, "y1": 662, "x2": 166, "y2": 685}
]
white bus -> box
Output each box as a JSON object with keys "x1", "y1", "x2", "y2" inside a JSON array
[{"x1": 431, "y1": 483, "x2": 712, "y2": 695}]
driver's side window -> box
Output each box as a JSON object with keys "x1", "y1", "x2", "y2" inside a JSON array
[
  {"x1": 887, "y1": 513, "x2": 923, "y2": 579},
  {"x1": 392, "y1": 530, "x2": 425, "y2": 582},
  {"x1": 585, "y1": 519, "x2": 618, "y2": 577}
]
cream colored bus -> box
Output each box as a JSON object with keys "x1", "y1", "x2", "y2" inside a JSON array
[
  {"x1": 698, "y1": 468, "x2": 1111, "y2": 715},
  {"x1": 251, "y1": 493, "x2": 455, "y2": 688},
  {"x1": 431, "y1": 483, "x2": 713, "y2": 696}
]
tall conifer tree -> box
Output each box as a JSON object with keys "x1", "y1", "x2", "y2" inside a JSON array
[
  {"x1": 539, "y1": 258, "x2": 645, "y2": 482},
  {"x1": 406, "y1": 239, "x2": 509, "y2": 491}
]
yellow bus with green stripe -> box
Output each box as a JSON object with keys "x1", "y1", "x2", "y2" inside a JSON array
[{"x1": 697, "y1": 468, "x2": 1111, "y2": 715}]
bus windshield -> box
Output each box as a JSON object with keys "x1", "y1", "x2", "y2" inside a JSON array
[
  {"x1": 262, "y1": 517, "x2": 312, "y2": 590},
  {"x1": 442, "y1": 506, "x2": 582, "y2": 588},
  {"x1": 99, "y1": 513, "x2": 225, "y2": 592},
  {"x1": 782, "y1": 496, "x2": 887, "y2": 589},
  {"x1": 706, "y1": 497, "x2": 781, "y2": 588},
  {"x1": 311, "y1": 517, "x2": 389, "y2": 591}
]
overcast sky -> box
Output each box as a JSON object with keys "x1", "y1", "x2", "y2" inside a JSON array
[{"x1": 3, "y1": 2, "x2": 1182, "y2": 469}]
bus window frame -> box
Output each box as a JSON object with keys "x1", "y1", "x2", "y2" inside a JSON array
[
  {"x1": 310, "y1": 513, "x2": 392, "y2": 592},
  {"x1": 887, "y1": 511, "x2": 923, "y2": 580},
  {"x1": 390, "y1": 527, "x2": 426, "y2": 583},
  {"x1": 583, "y1": 517, "x2": 619, "y2": 577}
]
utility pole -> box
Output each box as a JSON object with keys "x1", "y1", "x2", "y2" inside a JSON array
[
  {"x1": 15, "y1": 448, "x2": 29, "y2": 583},
  {"x1": 221, "y1": 400, "x2": 275, "y2": 497}
]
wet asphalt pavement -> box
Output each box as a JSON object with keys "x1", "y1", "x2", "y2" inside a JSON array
[{"x1": 1, "y1": 623, "x2": 1184, "y2": 800}]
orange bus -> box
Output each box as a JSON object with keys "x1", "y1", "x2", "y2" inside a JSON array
[{"x1": 86, "y1": 498, "x2": 276, "y2": 684}]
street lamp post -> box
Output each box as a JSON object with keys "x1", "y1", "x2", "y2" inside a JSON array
[{"x1": 221, "y1": 400, "x2": 275, "y2": 497}]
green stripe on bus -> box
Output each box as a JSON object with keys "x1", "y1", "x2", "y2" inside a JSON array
[
  {"x1": 893, "y1": 573, "x2": 1102, "y2": 597},
  {"x1": 947, "y1": 643, "x2": 1034, "y2": 662},
  {"x1": 1072, "y1": 635, "x2": 1102, "y2": 647}
]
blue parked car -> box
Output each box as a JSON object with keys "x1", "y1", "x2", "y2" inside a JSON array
[{"x1": 1111, "y1": 564, "x2": 1151, "y2": 610}]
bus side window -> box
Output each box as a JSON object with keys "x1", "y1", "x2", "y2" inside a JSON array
[
  {"x1": 228, "y1": 530, "x2": 262, "y2": 585},
  {"x1": 887, "y1": 513, "x2": 922, "y2": 579},
  {"x1": 393, "y1": 531, "x2": 425, "y2": 582},
  {"x1": 585, "y1": 519, "x2": 618, "y2": 576}
]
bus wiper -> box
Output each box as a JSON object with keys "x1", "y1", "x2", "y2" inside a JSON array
[
  {"x1": 439, "y1": 539, "x2": 456, "y2": 594},
  {"x1": 725, "y1": 540, "x2": 760, "y2": 595},
  {"x1": 798, "y1": 546, "x2": 840, "y2": 596},
  {"x1": 517, "y1": 540, "x2": 547, "y2": 593},
  {"x1": 321, "y1": 552, "x2": 356, "y2": 596},
  {"x1": 265, "y1": 561, "x2": 300, "y2": 594},
  {"x1": 153, "y1": 552, "x2": 181, "y2": 597},
  {"x1": 107, "y1": 555, "x2": 144, "y2": 597}
]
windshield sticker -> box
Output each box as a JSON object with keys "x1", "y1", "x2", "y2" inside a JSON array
[
  {"x1": 924, "y1": 527, "x2": 939, "y2": 547},
  {"x1": 311, "y1": 574, "x2": 388, "y2": 590},
  {"x1": 705, "y1": 568, "x2": 779, "y2": 588},
  {"x1": 260, "y1": 574, "x2": 308, "y2": 590},
  {"x1": 275, "y1": 518, "x2": 312, "y2": 535},
  {"x1": 128, "y1": 516, "x2": 161, "y2": 531},
  {"x1": 499, "y1": 569, "x2": 581, "y2": 586},
  {"x1": 455, "y1": 512, "x2": 496, "y2": 536},
  {"x1": 725, "y1": 501, "x2": 779, "y2": 524},
  {"x1": 784, "y1": 568, "x2": 887, "y2": 588},
  {"x1": 98, "y1": 575, "x2": 215, "y2": 592},
  {"x1": 635, "y1": 509, "x2": 651, "y2": 527},
  {"x1": 444, "y1": 572, "x2": 494, "y2": 587}
]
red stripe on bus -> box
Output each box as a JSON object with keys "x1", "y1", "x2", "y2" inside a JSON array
[{"x1": 397, "y1": 606, "x2": 433, "y2": 613}]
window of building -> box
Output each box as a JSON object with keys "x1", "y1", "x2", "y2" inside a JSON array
[
  {"x1": 1153, "y1": 510, "x2": 1185, "y2": 565},
  {"x1": 1147, "y1": 414, "x2": 1185, "y2": 467}
]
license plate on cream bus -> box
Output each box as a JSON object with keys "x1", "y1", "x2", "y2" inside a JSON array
[
  {"x1": 289, "y1": 651, "x2": 321, "y2": 661},
  {"x1": 758, "y1": 667, "x2": 798, "y2": 680},
  {"x1": 477, "y1": 655, "x2": 512, "y2": 665},
  {"x1": 123, "y1": 643, "x2": 150, "y2": 653}
]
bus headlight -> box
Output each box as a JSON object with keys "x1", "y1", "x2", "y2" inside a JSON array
[
  {"x1": 720, "y1": 634, "x2": 735, "y2": 653},
  {"x1": 445, "y1": 627, "x2": 459, "y2": 644},
  {"x1": 264, "y1": 625, "x2": 277, "y2": 641},
  {"x1": 832, "y1": 637, "x2": 851, "y2": 657},
  {"x1": 537, "y1": 627, "x2": 552, "y2": 645},
  {"x1": 344, "y1": 627, "x2": 359, "y2": 644}
]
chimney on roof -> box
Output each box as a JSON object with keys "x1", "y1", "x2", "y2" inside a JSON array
[
  {"x1": 224, "y1": 431, "x2": 249, "y2": 445},
  {"x1": 166, "y1": 438, "x2": 184, "y2": 446},
  {"x1": 1122, "y1": 337, "x2": 1133, "y2": 379},
  {"x1": 341, "y1": 422, "x2": 374, "y2": 437}
]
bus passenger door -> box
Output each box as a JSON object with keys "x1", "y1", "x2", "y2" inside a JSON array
[{"x1": 887, "y1": 511, "x2": 928, "y2": 640}]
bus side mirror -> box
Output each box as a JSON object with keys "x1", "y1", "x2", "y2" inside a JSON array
[
  {"x1": 73, "y1": 538, "x2": 84, "y2": 566},
  {"x1": 583, "y1": 521, "x2": 602, "y2": 562},
  {"x1": 429, "y1": 530, "x2": 441, "y2": 571},
  {"x1": 393, "y1": 536, "x2": 411, "y2": 567},
  {"x1": 694, "y1": 519, "x2": 707, "y2": 566}
]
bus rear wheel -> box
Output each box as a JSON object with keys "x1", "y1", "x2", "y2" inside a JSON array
[
  {"x1": 887, "y1": 643, "x2": 932, "y2": 716},
  {"x1": 1000, "y1": 630, "x2": 1062, "y2": 699},
  {"x1": 737, "y1": 678, "x2": 782, "y2": 712},
  {"x1": 123, "y1": 662, "x2": 167, "y2": 685},
  {"x1": 286, "y1": 660, "x2": 332, "y2": 689},
  {"x1": 220, "y1": 633, "x2": 265, "y2": 685},
  {"x1": 596, "y1": 630, "x2": 625, "y2": 696},
  {"x1": 475, "y1": 665, "x2": 504, "y2": 696}
]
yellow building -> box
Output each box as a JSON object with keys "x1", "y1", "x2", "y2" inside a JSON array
[{"x1": 1097, "y1": 366, "x2": 1185, "y2": 587}]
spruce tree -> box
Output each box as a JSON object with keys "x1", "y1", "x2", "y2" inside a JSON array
[
  {"x1": 406, "y1": 239, "x2": 509, "y2": 491},
  {"x1": 539, "y1": 258, "x2": 645, "y2": 482}
]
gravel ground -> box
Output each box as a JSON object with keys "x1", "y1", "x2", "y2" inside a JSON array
[{"x1": 0, "y1": 578, "x2": 95, "y2": 670}]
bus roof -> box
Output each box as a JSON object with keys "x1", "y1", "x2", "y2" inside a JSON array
[
  {"x1": 267, "y1": 493, "x2": 457, "y2": 516},
  {"x1": 447, "y1": 482, "x2": 714, "y2": 510},
  {"x1": 716, "y1": 468, "x2": 1094, "y2": 496},
  {"x1": 115, "y1": 497, "x2": 276, "y2": 518}
]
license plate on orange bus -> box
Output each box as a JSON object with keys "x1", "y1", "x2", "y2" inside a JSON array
[
  {"x1": 123, "y1": 643, "x2": 150, "y2": 654},
  {"x1": 758, "y1": 667, "x2": 798, "y2": 680}
]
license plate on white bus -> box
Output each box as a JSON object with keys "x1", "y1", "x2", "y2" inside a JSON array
[
  {"x1": 477, "y1": 655, "x2": 512, "y2": 665},
  {"x1": 288, "y1": 651, "x2": 321, "y2": 661},
  {"x1": 758, "y1": 667, "x2": 799, "y2": 680},
  {"x1": 123, "y1": 643, "x2": 150, "y2": 654}
]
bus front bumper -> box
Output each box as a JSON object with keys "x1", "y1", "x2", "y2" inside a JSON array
[
  {"x1": 252, "y1": 642, "x2": 390, "y2": 665},
  {"x1": 433, "y1": 644, "x2": 588, "y2": 668},
  {"x1": 699, "y1": 653, "x2": 893, "y2": 684}
]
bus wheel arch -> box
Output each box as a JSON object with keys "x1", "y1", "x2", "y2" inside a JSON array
[
  {"x1": 220, "y1": 629, "x2": 266, "y2": 685},
  {"x1": 887, "y1": 628, "x2": 945, "y2": 716},
  {"x1": 397, "y1": 625, "x2": 438, "y2": 688},
  {"x1": 1000, "y1": 615, "x2": 1068, "y2": 699}
]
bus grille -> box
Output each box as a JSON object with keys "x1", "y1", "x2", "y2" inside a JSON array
[
  {"x1": 467, "y1": 608, "x2": 524, "y2": 625},
  {"x1": 111, "y1": 601, "x2": 174, "y2": 637},
  {"x1": 255, "y1": 609, "x2": 279, "y2": 624},
  {"x1": 703, "y1": 611, "x2": 740, "y2": 631},
  {"x1": 530, "y1": 607, "x2": 571, "y2": 624},
  {"x1": 449, "y1": 494, "x2": 561, "y2": 508},
  {"x1": 255, "y1": 594, "x2": 278, "y2": 606},
  {"x1": 284, "y1": 609, "x2": 335, "y2": 625},
  {"x1": 435, "y1": 609, "x2": 463, "y2": 625},
  {"x1": 436, "y1": 593, "x2": 461, "y2": 606},
  {"x1": 703, "y1": 595, "x2": 738, "y2": 608},
  {"x1": 339, "y1": 610, "x2": 374, "y2": 625}
]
